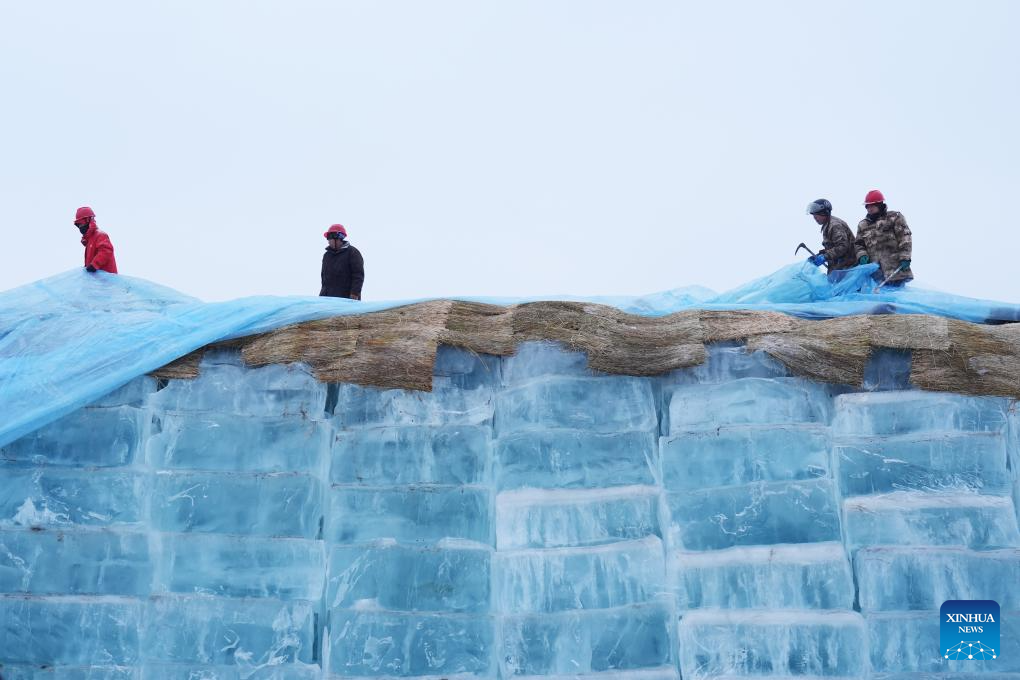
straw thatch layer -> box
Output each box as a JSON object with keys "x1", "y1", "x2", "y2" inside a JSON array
[{"x1": 151, "y1": 301, "x2": 1020, "y2": 398}]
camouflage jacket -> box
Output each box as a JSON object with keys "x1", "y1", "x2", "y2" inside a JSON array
[
  {"x1": 819, "y1": 216, "x2": 856, "y2": 271},
  {"x1": 855, "y1": 210, "x2": 913, "y2": 283}
]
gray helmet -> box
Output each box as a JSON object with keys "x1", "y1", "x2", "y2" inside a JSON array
[{"x1": 806, "y1": 198, "x2": 832, "y2": 215}]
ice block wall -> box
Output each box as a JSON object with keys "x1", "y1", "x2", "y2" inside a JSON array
[{"x1": 1, "y1": 342, "x2": 1019, "y2": 679}]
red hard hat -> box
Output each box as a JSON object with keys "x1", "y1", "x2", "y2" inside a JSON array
[
  {"x1": 74, "y1": 206, "x2": 95, "y2": 223},
  {"x1": 323, "y1": 224, "x2": 348, "y2": 239},
  {"x1": 863, "y1": 190, "x2": 885, "y2": 205}
]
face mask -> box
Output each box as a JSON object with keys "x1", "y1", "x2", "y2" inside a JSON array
[{"x1": 77, "y1": 224, "x2": 90, "y2": 235}]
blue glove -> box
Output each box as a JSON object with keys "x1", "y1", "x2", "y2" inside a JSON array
[
  {"x1": 808, "y1": 254, "x2": 826, "y2": 266},
  {"x1": 85, "y1": 264, "x2": 97, "y2": 273},
  {"x1": 899, "y1": 259, "x2": 911, "y2": 271},
  {"x1": 858, "y1": 256, "x2": 870, "y2": 265}
]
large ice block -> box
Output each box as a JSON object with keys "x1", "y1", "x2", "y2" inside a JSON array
[
  {"x1": 138, "y1": 664, "x2": 321, "y2": 680},
  {"x1": 150, "y1": 362, "x2": 327, "y2": 417},
  {"x1": 677, "y1": 610, "x2": 867, "y2": 678},
  {"x1": 494, "y1": 536, "x2": 666, "y2": 613},
  {"x1": 0, "y1": 595, "x2": 142, "y2": 664},
  {"x1": 834, "y1": 432, "x2": 1011, "y2": 497},
  {"x1": 665, "y1": 378, "x2": 828, "y2": 434},
  {"x1": 672, "y1": 542, "x2": 854, "y2": 610},
  {"x1": 494, "y1": 376, "x2": 656, "y2": 434},
  {"x1": 862, "y1": 347, "x2": 913, "y2": 391},
  {"x1": 0, "y1": 406, "x2": 145, "y2": 468},
  {"x1": 90, "y1": 376, "x2": 157, "y2": 407},
  {"x1": 433, "y1": 345, "x2": 503, "y2": 390},
  {"x1": 667, "y1": 479, "x2": 841, "y2": 551},
  {"x1": 662, "y1": 343, "x2": 788, "y2": 385},
  {"x1": 0, "y1": 666, "x2": 141, "y2": 680},
  {"x1": 496, "y1": 430, "x2": 657, "y2": 491},
  {"x1": 496, "y1": 486, "x2": 662, "y2": 550},
  {"x1": 833, "y1": 392, "x2": 1008, "y2": 437},
  {"x1": 867, "y1": 611, "x2": 1020, "y2": 673},
  {"x1": 331, "y1": 383, "x2": 495, "y2": 428},
  {"x1": 327, "y1": 609, "x2": 493, "y2": 677},
  {"x1": 501, "y1": 341, "x2": 595, "y2": 386},
  {"x1": 147, "y1": 412, "x2": 329, "y2": 473},
  {"x1": 327, "y1": 541, "x2": 490, "y2": 612},
  {"x1": 332, "y1": 426, "x2": 490, "y2": 486},
  {"x1": 661, "y1": 425, "x2": 829, "y2": 491},
  {"x1": 855, "y1": 546, "x2": 1020, "y2": 611},
  {"x1": 151, "y1": 471, "x2": 323, "y2": 538},
  {"x1": 0, "y1": 529, "x2": 150, "y2": 596},
  {"x1": 326, "y1": 485, "x2": 491, "y2": 545},
  {"x1": 843, "y1": 492, "x2": 1020, "y2": 550},
  {"x1": 141, "y1": 595, "x2": 316, "y2": 665},
  {"x1": 0, "y1": 469, "x2": 144, "y2": 528},
  {"x1": 499, "y1": 600, "x2": 674, "y2": 676},
  {"x1": 153, "y1": 534, "x2": 325, "y2": 600}
]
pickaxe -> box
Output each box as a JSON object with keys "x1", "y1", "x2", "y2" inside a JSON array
[
  {"x1": 794, "y1": 242, "x2": 817, "y2": 257},
  {"x1": 873, "y1": 264, "x2": 907, "y2": 293}
]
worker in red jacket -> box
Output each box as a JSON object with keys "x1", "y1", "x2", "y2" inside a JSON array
[{"x1": 74, "y1": 206, "x2": 118, "y2": 274}]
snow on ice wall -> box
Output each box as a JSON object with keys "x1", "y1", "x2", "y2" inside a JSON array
[{"x1": 1, "y1": 342, "x2": 1019, "y2": 679}]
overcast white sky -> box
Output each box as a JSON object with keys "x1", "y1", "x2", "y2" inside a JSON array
[{"x1": 2, "y1": 1, "x2": 1018, "y2": 302}]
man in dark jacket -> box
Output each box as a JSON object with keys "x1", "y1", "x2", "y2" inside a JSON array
[
  {"x1": 74, "y1": 206, "x2": 118, "y2": 274},
  {"x1": 805, "y1": 199, "x2": 855, "y2": 272},
  {"x1": 320, "y1": 224, "x2": 364, "y2": 299}
]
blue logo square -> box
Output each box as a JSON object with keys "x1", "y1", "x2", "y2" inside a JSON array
[{"x1": 941, "y1": 600, "x2": 1000, "y2": 661}]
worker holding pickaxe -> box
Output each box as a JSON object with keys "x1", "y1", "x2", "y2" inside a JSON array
[
  {"x1": 854, "y1": 189, "x2": 913, "y2": 289},
  {"x1": 797, "y1": 198, "x2": 856, "y2": 273}
]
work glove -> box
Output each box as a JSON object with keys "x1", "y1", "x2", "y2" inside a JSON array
[
  {"x1": 808, "y1": 253, "x2": 826, "y2": 267},
  {"x1": 858, "y1": 256, "x2": 870, "y2": 265},
  {"x1": 85, "y1": 264, "x2": 97, "y2": 273},
  {"x1": 898, "y1": 259, "x2": 911, "y2": 271}
]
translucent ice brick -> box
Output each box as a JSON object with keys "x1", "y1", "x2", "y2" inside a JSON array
[
  {"x1": 663, "y1": 343, "x2": 788, "y2": 385},
  {"x1": 151, "y1": 471, "x2": 323, "y2": 538},
  {"x1": 327, "y1": 541, "x2": 491, "y2": 613},
  {"x1": 0, "y1": 529, "x2": 150, "y2": 596},
  {"x1": 433, "y1": 345, "x2": 502, "y2": 390},
  {"x1": 496, "y1": 430, "x2": 657, "y2": 491},
  {"x1": 0, "y1": 595, "x2": 142, "y2": 665},
  {"x1": 667, "y1": 479, "x2": 841, "y2": 551},
  {"x1": 331, "y1": 426, "x2": 490, "y2": 486},
  {"x1": 672, "y1": 542, "x2": 854, "y2": 610},
  {"x1": 147, "y1": 412, "x2": 330, "y2": 473},
  {"x1": 501, "y1": 341, "x2": 594, "y2": 385},
  {"x1": 496, "y1": 486, "x2": 662, "y2": 550},
  {"x1": 1, "y1": 406, "x2": 145, "y2": 468},
  {"x1": 495, "y1": 376, "x2": 656, "y2": 434},
  {"x1": 833, "y1": 392, "x2": 1008, "y2": 437},
  {"x1": 661, "y1": 425, "x2": 829, "y2": 491},
  {"x1": 153, "y1": 534, "x2": 325, "y2": 600},
  {"x1": 331, "y1": 383, "x2": 494, "y2": 428},
  {"x1": 855, "y1": 546, "x2": 1020, "y2": 611},
  {"x1": 494, "y1": 536, "x2": 666, "y2": 613},
  {"x1": 666, "y1": 378, "x2": 827, "y2": 434},
  {"x1": 678, "y1": 610, "x2": 867, "y2": 678},
  {"x1": 834, "y1": 432, "x2": 1010, "y2": 497},
  {"x1": 150, "y1": 362, "x2": 326, "y2": 417},
  {"x1": 327, "y1": 609, "x2": 493, "y2": 677},
  {"x1": 867, "y1": 611, "x2": 1020, "y2": 673},
  {"x1": 500, "y1": 600, "x2": 674, "y2": 676},
  {"x1": 142, "y1": 595, "x2": 316, "y2": 665},
  {"x1": 0, "y1": 469, "x2": 143, "y2": 528},
  {"x1": 326, "y1": 485, "x2": 491, "y2": 545},
  {"x1": 843, "y1": 492, "x2": 1020, "y2": 550}
]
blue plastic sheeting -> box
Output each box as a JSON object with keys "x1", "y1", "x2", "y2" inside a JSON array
[{"x1": 1, "y1": 263, "x2": 1018, "y2": 447}]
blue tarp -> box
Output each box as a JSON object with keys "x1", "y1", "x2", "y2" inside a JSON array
[{"x1": 1, "y1": 263, "x2": 1018, "y2": 448}]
